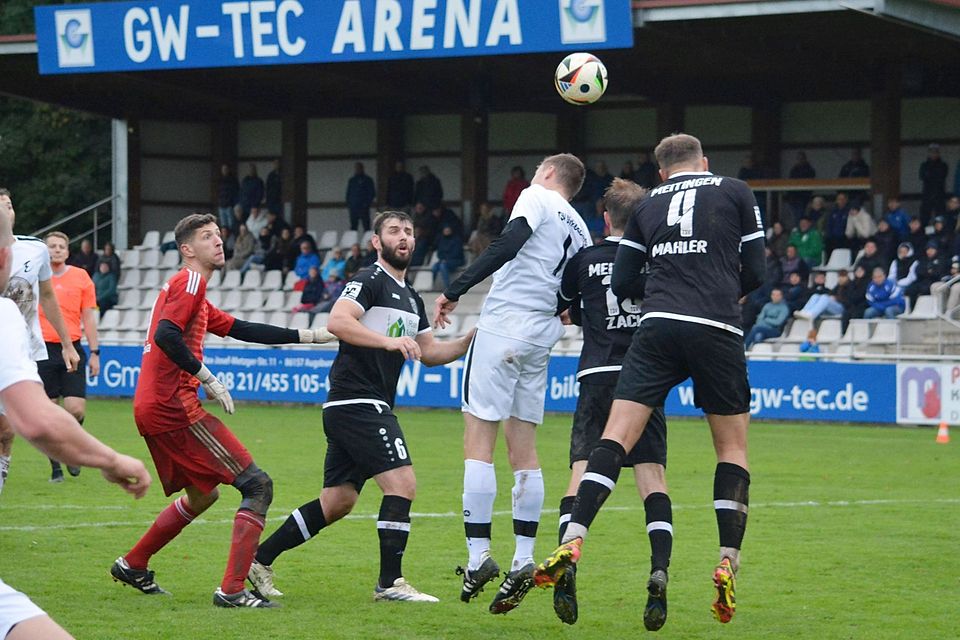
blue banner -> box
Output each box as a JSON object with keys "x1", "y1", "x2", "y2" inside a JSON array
[
  {"x1": 89, "y1": 346, "x2": 896, "y2": 423},
  {"x1": 35, "y1": 0, "x2": 634, "y2": 75}
]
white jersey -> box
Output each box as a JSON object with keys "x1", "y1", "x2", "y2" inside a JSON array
[
  {"x1": 478, "y1": 184, "x2": 590, "y2": 348},
  {"x1": 0, "y1": 298, "x2": 42, "y2": 415},
  {"x1": 2, "y1": 236, "x2": 52, "y2": 361}
]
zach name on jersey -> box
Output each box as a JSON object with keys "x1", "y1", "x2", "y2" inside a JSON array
[
  {"x1": 651, "y1": 239, "x2": 708, "y2": 258},
  {"x1": 607, "y1": 312, "x2": 642, "y2": 330}
]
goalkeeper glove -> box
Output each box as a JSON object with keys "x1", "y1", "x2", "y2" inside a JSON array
[
  {"x1": 299, "y1": 327, "x2": 337, "y2": 344},
  {"x1": 195, "y1": 364, "x2": 234, "y2": 415}
]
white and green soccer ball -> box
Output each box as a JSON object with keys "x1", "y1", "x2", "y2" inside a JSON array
[{"x1": 555, "y1": 52, "x2": 608, "y2": 105}]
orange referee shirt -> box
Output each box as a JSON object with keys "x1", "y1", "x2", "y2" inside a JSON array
[{"x1": 39, "y1": 265, "x2": 97, "y2": 343}]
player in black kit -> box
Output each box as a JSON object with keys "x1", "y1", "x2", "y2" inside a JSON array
[
  {"x1": 535, "y1": 134, "x2": 765, "y2": 627},
  {"x1": 249, "y1": 211, "x2": 474, "y2": 603},
  {"x1": 552, "y1": 178, "x2": 672, "y2": 629}
]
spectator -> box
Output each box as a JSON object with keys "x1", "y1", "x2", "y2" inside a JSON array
[
  {"x1": 889, "y1": 242, "x2": 918, "y2": 290},
  {"x1": 779, "y1": 244, "x2": 809, "y2": 283},
  {"x1": 767, "y1": 221, "x2": 790, "y2": 258},
  {"x1": 873, "y1": 219, "x2": 899, "y2": 265},
  {"x1": 386, "y1": 160, "x2": 414, "y2": 210},
  {"x1": 802, "y1": 195, "x2": 827, "y2": 228},
  {"x1": 619, "y1": 160, "x2": 635, "y2": 180},
  {"x1": 220, "y1": 226, "x2": 235, "y2": 261},
  {"x1": 789, "y1": 216, "x2": 824, "y2": 267},
  {"x1": 93, "y1": 261, "x2": 118, "y2": 317},
  {"x1": 97, "y1": 241, "x2": 121, "y2": 276},
  {"x1": 885, "y1": 197, "x2": 911, "y2": 239},
  {"x1": 783, "y1": 270, "x2": 813, "y2": 313},
  {"x1": 264, "y1": 227, "x2": 292, "y2": 272},
  {"x1": 431, "y1": 223, "x2": 466, "y2": 290},
  {"x1": 737, "y1": 154, "x2": 762, "y2": 181},
  {"x1": 291, "y1": 225, "x2": 317, "y2": 254},
  {"x1": 824, "y1": 193, "x2": 850, "y2": 256},
  {"x1": 346, "y1": 161, "x2": 376, "y2": 232},
  {"x1": 291, "y1": 266, "x2": 323, "y2": 314},
  {"x1": 217, "y1": 164, "x2": 240, "y2": 229},
  {"x1": 265, "y1": 210, "x2": 289, "y2": 238},
  {"x1": 931, "y1": 257, "x2": 960, "y2": 318},
  {"x1": 844, "y1": 201, "x2": 877, "y2": 255},
  {"x1": 343, "y1": 243, "x2": 364, "y2": 279},
  {"x1": 294, "y1": 240, "x2": 321, "y2": 282},
  {"x1": 789, "y1": 151, "x2": 816, "y2": 179},
  {"x1": 469, "y1": 202, "x2": 503, "y2": 256},
  {"x1": 795, "y1": 271, "x2": 844, "y2": 321},
  {"x1": 265, "y1": 159, "x2": 282, "y2": 216},
  {"x1": 865, "y1": 267, "x2": 905, "y2": 319},
  {"x1": 741, "y1": 247, "x2": 784, "y2": 331},
  {"x1": 632, "y1": 151, "x2": 658, "y2": 189},
  {"x1": 410, "y1": 203, "x2": 433, "y2": 267},
  {"x1": 240, "y1": 163, "x2": 264, "y2": 217},
  {"x1": 929, "y1": 215, "x2": 953, "y2": 256},
  {"x1": 919, "y1": 143, "x2": 949, "y2": 224},
  {"x1": 843, "y1": 265, "x2": 871, "y2": 329},
  {"x1": 905, "y1": 241, "x2": 947, "y2": 306},
  {"x1": 321, "y1": 246, "x2": 346, "y2": 282},
  {"x1": 414, "y1": 165, "x2": 444, "y2": 210},
  {"x1": 245, "y1": 206, "x2": 269, "y2": 238},
  {"x1": 744, "y1": 287, "x2": 789, "y2": 349},
  {"x1": 226, "y1": 224, "x2": 255, "y2": 271},
  {"x1": 361, "y1": 237, "x2": 377, "y2": 266},
  {"x1": 594, "y1": 161, "x2": 614, "y2": 197},
  {"x1": 839, "y1": 148, "x2": 870, "y2": 178},
  {"x1": 67, "y1": 238, "x2": 98, "y2": 276},
  {"x1": 854, "y1": 239, "x2": 884, "y2": 276},
  {"x1": 316, "y1": 274, "x2": 347, "y2": 313},
  {"x1": 906, "y1": 217, "x2": 927, "y2": 255},
  {"x1": 944, "y1": 195, "x2": 960, "y2": 232},
  {"x1": 239, "y1": 226, "x2": 275, "y2": 275},
  {"x1": 786, "y1": 151, "x2": 816, "y2": 224},
  {"x1": 502, "y1": 166, "x2": 530, "y2": 216},
  {"x1": 799, "y1": 329, "x2": 821, "y2": 356}
]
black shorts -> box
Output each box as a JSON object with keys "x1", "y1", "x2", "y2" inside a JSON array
[
  {"x1": 322, "y1": 402, "x2": 412, "y2": 492},
  {"x1": 615, "y1": 318, "x2": 750, "y2": 416},
  {"x1": 571, "y1": 380, "x2": 667, "y2": 467},
  {"x1": 37, "y1": 341, "x2": 87, "y2": 400}
]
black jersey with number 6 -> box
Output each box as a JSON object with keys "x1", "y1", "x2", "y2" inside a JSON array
[
  {"x1": 559, "y1": 238, "x2": 642, "y2": 385},
  {"x1": 328, "y1": 263, "x2": 431, "y2": 407},
  {"x1": 614, "y1": 171, "x2": 765, "y2": 334}
]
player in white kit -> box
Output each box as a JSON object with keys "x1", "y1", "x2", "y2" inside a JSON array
[{"x1": 433, "y1": 154, "x2": 590, "y2": 614}]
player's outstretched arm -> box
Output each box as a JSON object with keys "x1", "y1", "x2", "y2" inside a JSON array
[
  {"x1": 39, "y1": 278, "x2": 80, "y2": 372},
  {"x1": 0, "y1": 381, "x2": 151, "y2": 498},
  {"x1": 327, "y1": 298, "x2": 420, "y2": 360},
  {"x1": 154, "y1": 319, "x2": 235, "y2": 414},
  {"x1": 417, "y1": 327, "x2": 475, "y2": 366},
  {"x1": 225, "y1": 318, "x2": 335, "y2": 345}
]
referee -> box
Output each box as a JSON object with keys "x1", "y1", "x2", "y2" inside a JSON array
[
  {"x1": 37, "y1": 232, "x2": 100, "y2": 483},
  {"x1": 535, "y1": 134, "x2": 765, "y2": 627}
]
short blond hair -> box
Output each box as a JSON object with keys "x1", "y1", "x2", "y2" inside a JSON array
[
  {"x1": 45, "y1": 231, "x2": 70, "y2": 245},
  {"x1": 654, "y1": 133, "x2": 703, "y2": 172},
  {"x1": 603, "y1": 179, "x2": 646, "y2": 231},
  {"x1": 541, "y1": 153, "x2": 586, "y2": 199}
]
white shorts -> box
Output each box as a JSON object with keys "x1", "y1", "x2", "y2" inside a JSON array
[
  {"x1": 0, "y1": 577, "x2": 46, "y2": 638},
  {"x1": 461, "y1": 329, "x2": 551, "y2": 424}
]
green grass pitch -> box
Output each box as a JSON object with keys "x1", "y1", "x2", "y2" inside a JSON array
[{"x1": 1, "y1": 399, "x2": 958, "y2": 639}]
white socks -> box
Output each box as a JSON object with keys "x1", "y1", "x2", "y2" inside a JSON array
[
  {"x1": 0, "y1": 455, "x2": 9, "y2": 494},
  {"x1": 463, "y1": 459, "x2": 496, "y2": 570},
  {"x1": 511, "y1": 468, "x2": 544, "y2": 571}
]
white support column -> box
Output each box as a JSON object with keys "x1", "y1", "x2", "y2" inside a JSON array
[{"x1": 111, "y1": 118, "x2": 129, "y2": 250}]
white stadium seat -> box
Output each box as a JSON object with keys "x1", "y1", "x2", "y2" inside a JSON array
[
  {"x1": 339, "y1": 230, "x2": 358, "y2": 248},
  {"x1": 780, "y1": 318, "x2": 812, "y2": 343},
  {"x1": 246, "y1": 310, "x2": 267, "y2": 324},
  {"x1": 824, "y1": 271, "x2": 839, "y2": 290},
  {"x1": 139, "y1": 249, "x2": 161, "y2": 269},
  {"x1": 240, "y1": 270, "x2": 263, "y2": 290},
  {"x1": 284, "y1": 291, "x2": 300, "y2": 308},
  {"x1": 261, "y1": 270, "x2": 283, "y2": 290},
  {"x1": 412, "y1": 270, "x2": 434, "y2": 292},
  {"x1": 310, "y1": 313, "x2": 331, "y2": 329},
  {"x1": 263, "y1": 290, "x2": 286, "y2": 310},
  {"x1": 904, "y1": 295, "x2": 938, "y2": 319},
  {"x1": 868, "y1": 320, "x2": 899, "y2": 344},
  {"x1": 816, "y1": 319, "x2": 843, "y2": 343},
  {"x1": 99, "y1": 309, "x2": 121, "y2": 330},
  {"x1": 318, "y1": 230, "x2": 338, "y2": 250},
  {"x1": 241, "y1": 291, "x2": 265, "y2": 310},
  {"x1": 268, "y1": 311, "x2": 288, "y2": 327},
  {"x1": 138, "y1": 270, "x2": 161, "y2": 290},
  {"x1": 121, "y1": 249, "x2": 140, "y2": 268},
  {"x1": 288, "y1": 314, "x2": 309, "y2": 330},
  {"x1": 118, "y1": 310, "x2": 142, "y2": 331},
  {"x1": 748, "y1": 342, "x2": 775, "y2": 360},
  {"x1": 205, "y1": 290, "x2": 223, "y2": 308},
  {"x1": 161, "y1": 231, "x2": 175, "y2": 244},
  {"x1": 138, "y1": 291, "x2": 158, "y2": 310},
  {"x1": 161, "y1": 250, "x2": 180, "y2": 269},
  {"x1": 842, "y1": 319, "x2": 872, "y2": 344},
  {"x1": 361, "y1": 230, "x2": 374, "y2": 247},
  {"x1": 822, "y1": 248, "x2": 852, "y2": 270},
  {"x1": 119, "y1": 270, "x2": 140, "y2": 289},
  {"x1": 283, "y1": 271, "x2": 301, "y2": 291},
  {"x1": 207, "y1": 270, "x2": 222, "y2": 288},
  {"x1": 137, "y1": 230, "x2": 160, "y2": 248},
  {"x1": 221, "y1": 290, "x2": 243, "y2": 311},
  {"x1": 114, "y1": 289, "x2": 140, "y2": 310},
  {"x1": 220, "y1": 270, "x2": 242, "y2": 290}
]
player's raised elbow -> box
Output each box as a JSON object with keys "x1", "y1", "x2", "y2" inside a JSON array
[
  {"x1": 611, "y1": 271, "x2": 644, "y2": 300},
  {"x1": 1, "y1": 382, "x2": 65, "y2": 441}
]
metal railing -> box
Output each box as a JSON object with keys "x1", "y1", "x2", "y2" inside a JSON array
[{"x1": 31, "y1": 194, "x2": 118, "y2": 248}]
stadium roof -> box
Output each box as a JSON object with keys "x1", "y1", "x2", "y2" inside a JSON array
[{"x1": 1, "y1": 0, "x2": 959, "y2": 119}]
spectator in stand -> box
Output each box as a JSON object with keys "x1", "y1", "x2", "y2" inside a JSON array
[
  {"x1": 431, "y1": 223, "x2": 465, "y2": 290},
  {"x1": 843, "y1": 265, "x2": 871, "y2": 330},
  {"x1": 741, "y1": 247, "x2": 783, "y2": 332},
  {"x1": 844, "y1": 201, "x2": 877, "y2": 256},
  {"x1": 944, "y1": 195, "x2": 960, "y2": 232},
  {"x1": 787, "y1": 151, "x2": 816, "y2": 224},
  {"x1": 414, "y1": 165, "x2": 444, "y2": 210},
  {"x1": 737, "y1": 154, "x2": 762, "y2": 181},
  {"x1": 266, "y1": 210, "x2": 289, "y2": 239},
  {"x1": 264, "y1": 227, "x2": 292, "y2": 273},
  {"x1": 633, "y1": 151, "x2": 658, "y2": 189},
  {"x1": 344, "y1": 243, "x2": 364, "y2": 279},
  {"x1": 619, "y1": 160, "x2": 635, "y2": 180},
  {"x1": 502, "y1": 166, "x2": 530, "y2": 216},
  {"x1": 789, "y1": 216, "x2": 824, "y2": 267},
  {"x1": 239, "y1": 226, "x2": 275, "y2": 275},
  {"x1": 97, "y1": 241, "x2": 121, "y2": 276},
  {"x1": 795, "y1": 271, "x2": 844, "y2": 321},
  {"x1": 67, "y1": 238, "x2": 98, "y2": 276},
  {"x1": 767, "y1": 221, "x2": 790, "y2": 258},
  {"x1": 93, "y1": 261, "x2": 118, "y2": 318},
  {"x1": 907, "y1": 217, "x2": 927, "y2": 255},
  {"x1": 316, "y1": 274, "x2": 347, "y2": 313},
  {"x1": 220, "y1": 226, "x2": 235, "y2": 261},
  {"x1": 291, "y1": 226, "x2": 317, "y2": 253},
  {"x1": 346, "y1": 162, "x2": 376, "y2": 232},
  {"x1": 361, "y1": 237, "x2": 377, "y2": 267},
  {"x1": 245, "y1": 206, "x2": 269, "y2": 239},
  {"x1": 873, "y1": 219, "x2": 899, "y2": 265},
  {"x1": 780, "y1": 244, "x2": 809, "y2": 283},
  {"x1": 824, "y1": 192, "x2": 851, "y2": 256},
  {"x1": 919, "y1": 143, "x2": 949, "y2": 224},
  {"x1": 931, "y1": 257, "x2": 960, "y2": 318},
  {"x1": 386, "y1": 160, "x2": 414, "y2": 210},
  {"x1": 854, "y1": 239, "x2": 884, "y2": 276},
  {"x1": 469, "y1": 202, "x2": 503, "y2": 256},
  {"x1": 889, "y1": 242, "x2": 918, "y2": 291},
  {"x1": 805, "y1": 195, "x2": 829, "y2": 226},
  {"x1": 885, "y1": 197, "x2": 911, "y2": 239},
  {"x1": 783, "y1": 270, "x2": 813, "y2": 313},
  {"x1": 905, "y1": 241, "x2": 947, "y2": 307},
  {"x1": 294, "y1": 240, "x2": 321, "y2": 282},
  {"x1": 839, "y1": 148, "x2": 870, "y2": 178},
  {"x1": 789, "y1": 151, "x2": 816, "y2": 179},
  {"x1": 226, "y1": 224, "x2": 255, "y2": 271},
  {"x1": 321, "y1": 246, "x2": 346, "y2": 282},
  {"x1": 865, "y1": 267, "x2": 905, "y2": 319},
  {"x1": 291, "y1": 266, "x2": 323, "y2": 315},
  {"x1": 744, "y1": 287, "x2": 789, "y2": 349},
  {"x1": 929, "y1": 215, "x2": 953, "y2": 256},
  {"x1": 799, "y1": 329, "x2": 821, "y2": 356},
  {"x1": 424, "y1": 205, "x2": 463, "y2": 251},
  {"x1": 240, "y1": 163, "x2": 264, "y2": 217},
  {"x1": 594, "y1": 161, "x2": 614, "y2": 196},
  {"x1": 265, "y1": 159, "x2": 282, "y2": 217},
  {"x1": 217, "y1": 164, "x2": 240, "y2": 229}
]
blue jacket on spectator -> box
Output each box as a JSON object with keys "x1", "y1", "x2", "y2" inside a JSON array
[
  {"x1": 826, "y1": 206, "x2": 849, "y2": 241},
  {"x1": 755, "y1": 299, "x2": 789, "y2": 329},
  {"x1": 866, "y1": 278, "x2": 904, "y2": 311},
  {"x1": 886, "y1": 208, "x2": 911, "y2": 239},
  {"x1": 295, "y1": 252, "x2": 321, "y2": 280},
  {"x1": 346, "y1": 173, "x2": 376, "y2": 211}
]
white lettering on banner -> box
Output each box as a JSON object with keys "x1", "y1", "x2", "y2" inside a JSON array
[
  {"x1": 150, "y1": 6, "x2": 190, "y2": 62},
  {"x1": 397, "y1": 360, "x2": 421, "y2": 396},
  {"x1": 444, "y1": 360, "x2": 464, "y2": 398},
  {"x1": 124, "y1": 8, "x2": 152, "y2": 63},
  {"x1": 411, "y1": 0, "x2": 438, "y2": 50},
  {"x1": 277, "y1": 1, "x2": 306, "y2": 55},
  {"x1": 222, "y1": 2, "x2": 250, "y2": 57},
  {"x1": 678, "y1": 382, "x2": 870, "y2": 416},
  {"x1": 485, "y1": 0, "x2": 521, "y2": 46},
  {"x1": 250, "y1": 1, "x2": 279, "y2": 57},
  {"x1": 550, "y1": 374, "x2": 579, "y2": 401},
  {"x1": 374, "y1": 0, "x2": 404, "y2": 52},
  {"x1": 332, "y1": 0, "x2": 365, "y2": 53},
  {"x1": 443, "y1": 0, "x2": 481, "y2": 48},
  {"x1": 223, "y1": 1, "x2": 305, "y2": 58},
  {"x1": 100, "y1": 359, "x2": 141, "y2": 389}
]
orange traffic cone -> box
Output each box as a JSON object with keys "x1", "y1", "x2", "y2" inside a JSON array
[{"x1": 936, "y1": 422, "x2": 950, "y2": 444}]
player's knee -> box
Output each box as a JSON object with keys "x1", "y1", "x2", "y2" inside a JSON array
[{"x1": 235, "y1": 464, "x2": 273, "y2": 516}]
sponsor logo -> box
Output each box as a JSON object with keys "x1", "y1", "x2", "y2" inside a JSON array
[
  {"x1": 899, "y1": 366, "x2": 941, "y2": 420},
  {"x1": 342, "y1": 281, "x2": 363, "y2": 300},
  {"x1": 559, "y1": 0, "x2": 606, "y2": 44},
  {"x1": 388, "y1": 317, "x2": 406, "y2": 338},
  {"x1": 55, "y1": 9, "x2": 95, "y2": 68}
]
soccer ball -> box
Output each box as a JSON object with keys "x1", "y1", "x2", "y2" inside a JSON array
[{"x1": 554, "y1": 52, "x2": 608, "y2": 105}]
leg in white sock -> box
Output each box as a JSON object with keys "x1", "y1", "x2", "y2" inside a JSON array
[
  {"x1": 511, "y1": 468, "x2": 544, "y2": 571},
  {"x1": 463, "y1": 459, "x2": 497, "y2": 570}
]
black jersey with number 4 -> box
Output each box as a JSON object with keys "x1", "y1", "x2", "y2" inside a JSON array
[
  {"x1": 560, "y1": 238, "x2": 642, "y2": 385},
  {"x1": 615, "y1": 171, "x2": 765, "y2": 334},
  {"x1": 327, "y1": 263, "x2": 430, "y2": 407}
]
